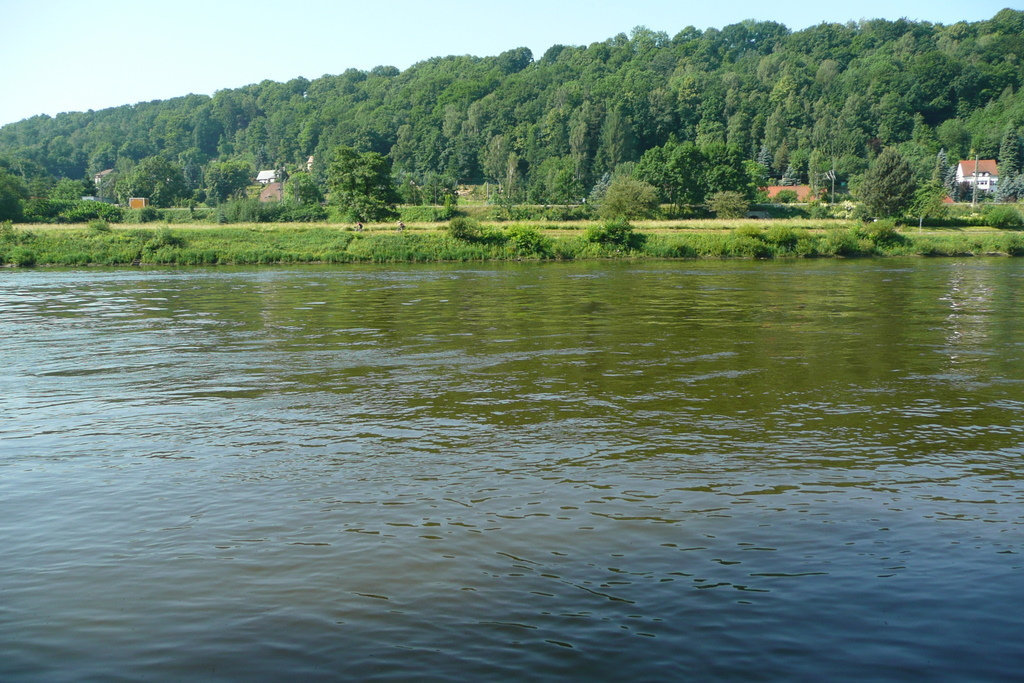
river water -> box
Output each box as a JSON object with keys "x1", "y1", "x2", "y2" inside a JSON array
[{"x1": 2, "y1": 259, "x2": 1023, "y2": 680}]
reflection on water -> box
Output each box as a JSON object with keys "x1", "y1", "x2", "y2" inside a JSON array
[{"x1": 1, "y1": 259, "x2": 1023, "y2": 680}]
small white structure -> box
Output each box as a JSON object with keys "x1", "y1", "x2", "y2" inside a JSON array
[
  {"x1": 93, "y1": 169, "x2": 114, "y2": 186},
  {"x1": 956, "y1": 160, "x2": 999, "y2": 192},
  {"x1": 255, "y1": 169, "x2": 280, "y2": 185}
]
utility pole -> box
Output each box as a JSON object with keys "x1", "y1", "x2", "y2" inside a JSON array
[{"x1": 971, "y1": 154, "x2": 979, "y2": 207}]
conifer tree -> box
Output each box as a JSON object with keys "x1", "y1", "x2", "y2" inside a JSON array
[
  {"x1": 857, "y1": 147, "x2": 917, "y2": 217},
  {"x1": 998, "y1": 128, "x2": 1020, "y2": 179}
]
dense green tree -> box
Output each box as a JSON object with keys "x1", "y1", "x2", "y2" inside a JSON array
[
  {"x1": 205, "y1": 159, "x2": 252, "y2": 203},
  {"x1": 285, "y1": 171, "x2": 323, "y2": 205},
  {"x1": 113, "y1": 156, "x2": 188, "y2": 207},
  {"x1": 599, "y1": 176, "x2": 659, "y2": 219},
  {"x1": 909, "y1": 181, "x2": 948, "y2": 228},
  {"x1": 327, "y1": 146, "x2": 399, "y2": 221},
  {"x1": 49, "y1": 178, "x2": 87, "y2": 200},
  {"x1": 0, "y1": 169, "x2": 28, "y2": 220},
  {"x1": 857, "y1": 147, "x2": 917, "y2": 218}
]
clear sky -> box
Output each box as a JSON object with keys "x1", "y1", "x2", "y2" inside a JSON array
[{"x1": 0, "y1": 0, "x2": 1017, "y2": 126}]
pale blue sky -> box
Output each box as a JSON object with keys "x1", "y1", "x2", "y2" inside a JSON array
[{"x1": 0, "y1": 0, "x2": 1017, "y2": 126}]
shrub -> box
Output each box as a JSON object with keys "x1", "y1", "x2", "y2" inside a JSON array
[
  {"x1": 1004, "y1": 234, "x2": 1024, "y2": 255},
  {"x1": 862, "y1": 219, "x2": 907, "y2": 248},
  {"x1": 505, "y1": 225, "x2": 551, "y2": 256},
  {"x1": 447, "y1": 217, "x2": 483, "y2": 241},
  {"x1": 732, "y1": 225, "x2": 763, "y2": 240},
  {"x1": 56, "y1": 200, "x2": 124, "y2": 224},
  {"x1": 22, "y1": 198, "x2": 69, "y2": 222},
  {"x1": 986, "y1": 205, "x2": 1023, "y2": 229},
  {"x1": 729, "y1": 236, "x2": 773, "y2": 258},
  {"x1": 151, "y1": 226, "x2": 184, "y2": 248},
  {"x1": 764, "y1": 225, "x2": 798, "y2": 251},
  {"x1": 807, "y1": 202, "x2": 832, "y2": 219},
  {"x1": 279, "y1": 203, "x2": 329, "y2": 222},
  {"x1": 87, "y1": 219, "x2": 110, "y2": 233},
  {"x1": 128, "y1": 206, "x2": 161, "y2": 223},
  {"x1": 774, "y1": 190, "x2": 799, "y2": 204},
  {"x1": 708, "y1": 191, "x2": 749, "y2": 218},
  {"x1": 795, "y1": 234, "x2": 822, "y2": 257},
  {"x1": 11, "y1": 247, "x2": 36, "y2": 267},
  {"x1": 584, "y1": 219, "x2": 639, "y2": 247},
  {"x1": 822, "y1": 229, "x2": 863, "y2": 256}
]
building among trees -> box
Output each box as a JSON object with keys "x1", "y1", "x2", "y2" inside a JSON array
[{"x1": 956, "y1": 160, "x2": 999, "y2": 193}]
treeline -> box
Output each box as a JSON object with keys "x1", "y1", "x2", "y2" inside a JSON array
[{"x1": 1, "y1": 9, "x2": 1024, "y2": 213}]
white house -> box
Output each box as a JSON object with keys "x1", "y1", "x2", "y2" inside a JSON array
[
  {"x1": 255, "y1": 169, "x2": 280, "y2": 185},
  {"x1": 956, "y1": 160, "x2": 999, "y2": 192}
]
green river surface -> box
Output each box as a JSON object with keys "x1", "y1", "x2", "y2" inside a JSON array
[{"x1": 1, "y1": 259, "x2": 1023, "y2": 680}]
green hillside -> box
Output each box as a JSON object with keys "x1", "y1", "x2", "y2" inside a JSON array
[{"x1": 1, "y1": 8, "x2": 1023, "y2": 212}]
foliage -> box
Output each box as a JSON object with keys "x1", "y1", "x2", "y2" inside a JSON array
[
  {"x1": 985, "y1": 205, "x2": 1023, "y2": 228},
  {"x1": 128, "y1": 206, "x2": 162, "y2": 223},
  {"x1": 327, "y1": 146, "x2": 400, "y2": 221},
  {"x1": 0, "y1": 169, "x2": 28, "y2": 221},
  {"x1": 857, "y1": 148, "x2": 917, "y2": 218},
  {"x1": 446, "y1": 217, "x2": 483, "y2": 241},
  {"x1": 909, "y1": 181, "x2": 949, "y2": 227},
  {"x1": 50, "y1": 178, "x2": 88, "y2": 201},
  {"x1": 861, "y1": 219, "x2": 908, "y2": 248},
  {"x1": 3, "y1": 10, "x2": 1024, "y2": 214},
  {"x1": 505, "y1": 225, "x2": 552, "y2": 256},
  {"x1": 114, "y1": 156, "x2": 188, "y2": 207},
  {"x1": 210, "y1": 197, "x2": 328, "y2": 223},
  {"x1": 598, "y1": 176, "x2": 659, "y2": 219},
  {"x1": 399, "y1": 205, "x2": 456, "y2": 222},
  {"x1": 584, "y1": 219, "x2": 640, "y2": 247},
  {"x1": 707, "y1": 191, "x2": 749, "y2": 218},
  {"x1": 284, "y1": 171, "x2": 323, "y2": 205},
  {"x1": 774, "y1": 190, "x2": 798, "y2": 204},
  {"x1": 205, "y1": 159, "x2": 252, "y2": 203}
]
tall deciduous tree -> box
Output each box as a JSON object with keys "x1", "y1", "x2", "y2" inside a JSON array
[
  {"x1": 598, "y1": 176, "x2": 659, "y2": 219},
  {"x1": 857, "y1": 147, "x2": 917, "y2": 218},
  {"x1": 909, "y1": 181, "x2": 948, "y2": 228},
  {"x1": 285, "y1": 171, "x2": 323, "y2": 205},
  {"x1": 114, "y1": 156, "x2": 188, "y2": 207},
  {"x1": 205, "y1": 160, "x2": 253, "y2": 203},
  {"x1": 327, "y1": 146, "x2": 399, "y2": 221}
]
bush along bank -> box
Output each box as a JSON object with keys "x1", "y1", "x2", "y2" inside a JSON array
[{"x1": 3, "y1": 220, "x2": 1024, "y2": 267}]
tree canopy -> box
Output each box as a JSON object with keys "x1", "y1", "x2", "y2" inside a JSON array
[
  {"x1": 0, "y1": 10, "x2": 1023, "y2": 207},
  {"x1": 327, "y1": 146, "x2": 400, "y2": 221}
]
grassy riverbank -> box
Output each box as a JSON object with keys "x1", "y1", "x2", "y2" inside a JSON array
[{"x1": 2, "y1": 221, "x2": 1023, "y2": 267}]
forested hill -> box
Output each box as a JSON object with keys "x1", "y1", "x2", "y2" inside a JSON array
[{"x1": 2, "y1": 8, "x2": 1024, "y2": 202}]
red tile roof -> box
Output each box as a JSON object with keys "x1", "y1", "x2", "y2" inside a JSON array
[{"x1": 957, "y1": 160, "x2": 999, "y2": 176}]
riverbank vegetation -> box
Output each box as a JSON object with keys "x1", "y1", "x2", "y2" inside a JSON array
[{"x1": 3, "y1": 219, "x2": 1022, "y2": 267}]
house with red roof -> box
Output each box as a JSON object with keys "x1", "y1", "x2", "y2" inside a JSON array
[{"x1": 955, "y1": 160, "x2": 999, "y2": 193}]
